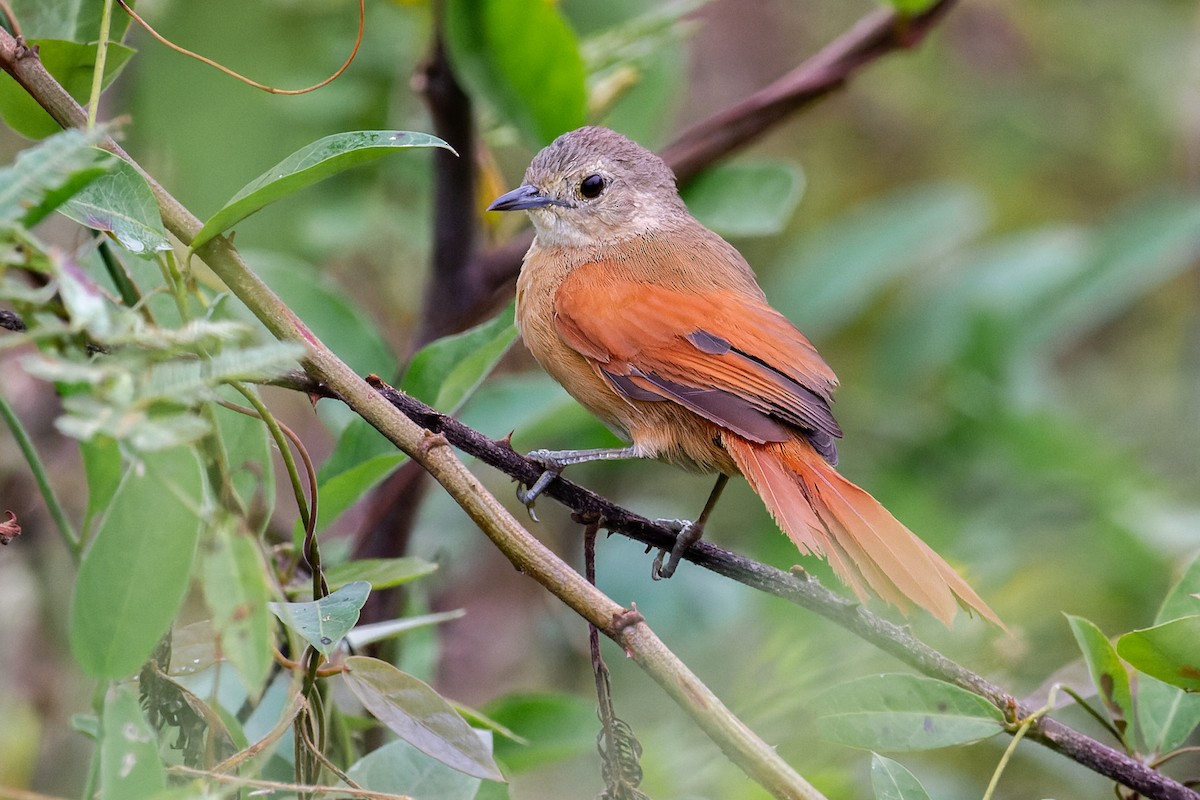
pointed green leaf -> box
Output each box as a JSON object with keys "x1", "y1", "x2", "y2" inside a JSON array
[
  {"x1": 445, "y1": 0, "x2": 586, "y2": 145},
  {"x1": 202, "y1": 519, "x2": 273, "y2": 698},
  {"x1": 191, "y1": 131, "x2": 453, "y2": 251},
  {"x1": 342, "y1": 655, "x2": 505, "y2": 781},
  {"x1": 871, "y1": 754, "x2": 932, "y2": 800},
  {"x1": 100, "y1": 684, "x2": 165, "y2": 800},
  {"x1": 59, "y1": 158, "x2": 170, "y2": 254},
  {"x1": 308, "y1": 452, "x2": 407, "y2": 537},
  {"x1": 267, "y1": 580, "x2": 370, "y2": 657},
  {"x1": 0, "y1": 40, "x2": 135, "y2": 139},
  {"x1": 1136, "y1": 675, "x2": 1200, "y2": 755},
  {"x1": 1117, "y1": 616, "x2": 1200, "y2": 692},
  {"x1": 682, "y1": 161, "x2": 805, "y2": 238},
  {"x1": 344, "y1": 610, "x2": 466, "y2": 651},
  {"x1": 1065, "y1": 614, "x2": 1133, "y2": 726},
  {"x1": 347, "y1": 736, "x2": 490, "y2": 799},
  {"x1": 324, "y1": 557, "x2": 438, "y2": 591},
  {"x1": 814, "y1": 674, "x2": 1004, "y2": 751},
  {"x1": 1157, "y1": 552, "x2": 1200, "y2": 624},
  {"x1": 70, "y1": 447, "x2": 205, "y2": 679},
  {"x1": 0, "y1": 128, "x2": 110, "y2": 227},
  {"x1": 401, "y1": 302, "x2": 518, "y2": 413}
]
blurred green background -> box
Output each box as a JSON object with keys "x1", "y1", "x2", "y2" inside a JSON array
[{"x1": 2, "y1": 0, "x2": 1198, "y2": 797}]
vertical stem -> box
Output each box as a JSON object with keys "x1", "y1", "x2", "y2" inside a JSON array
[{"x1": 86, "y1": 0, "x2": 115, "y2": 129}]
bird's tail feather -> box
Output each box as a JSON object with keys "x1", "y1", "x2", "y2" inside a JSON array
[{"x1": 725, "y1": 437, "x2": 1002, "y2": 628}]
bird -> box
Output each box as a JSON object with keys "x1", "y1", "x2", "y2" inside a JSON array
[{"x1": 487, "y1": 125, "x2": 1000, "y2": 627}]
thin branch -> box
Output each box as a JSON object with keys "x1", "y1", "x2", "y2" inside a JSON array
[{"x1": 660, "y1": 0, "x2": 959, "y2": 183}]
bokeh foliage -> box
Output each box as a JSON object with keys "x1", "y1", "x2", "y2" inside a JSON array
[{"x1": 1, "y1": 0, "x2": 1199, "y2": 798}]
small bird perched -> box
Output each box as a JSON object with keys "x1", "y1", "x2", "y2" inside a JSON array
[{"x1": 488, "y1": 126, "x2": 999, "y2": 627}]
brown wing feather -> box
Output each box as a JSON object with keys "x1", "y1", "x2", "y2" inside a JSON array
[{"x1": 553, "y1": 263, "x2": 842, "y2": 460}]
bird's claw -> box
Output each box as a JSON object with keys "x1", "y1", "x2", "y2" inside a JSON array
[
  {"x1": 650, "y1": 518, "x2": 696, "y2": 580},
  {"x1": 516, "y1": 453, "x2": 566, "y2": 518}
]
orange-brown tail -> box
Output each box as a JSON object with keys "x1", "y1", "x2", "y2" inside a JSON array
[{"x1": 725, "y1": 437, "x2": 1002, "y2": 627}]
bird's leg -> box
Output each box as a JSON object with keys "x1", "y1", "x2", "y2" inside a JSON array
[
  {"x1": 517, "y1": 446, "x2": 642, "y2": 510},
  {"x1": 652, "y1": 474, "x2": 730, "y2": 580}
]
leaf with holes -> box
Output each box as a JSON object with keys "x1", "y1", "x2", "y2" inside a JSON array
[{"x1": 267, "y1": 580, "x2": 370, "y2": 657}]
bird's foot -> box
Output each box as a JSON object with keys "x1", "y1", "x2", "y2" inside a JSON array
[
  {"x1": 650, "y1": 518, "x2": 703, "y2": 580},
  {"x1": 515, "y1": 449, "x2": 569, "y2": 518}
]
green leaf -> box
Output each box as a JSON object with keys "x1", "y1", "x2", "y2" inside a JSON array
[
  {"x1": 482, "y1": 692, "x2": 597, "y2": 774},
  {"x1": 314, "y1": 302, "x2": 515, "y2": 531},
  {"x1": 444, "y1": 0, "x2": 586, "y2": 145},
  {"x1": 191, "y1": 131, "x2": 453, "y2": 251},
  {"x1": 1117, "y1": 616, "x2": 1200, "y2": 692},
  {"x1": 0, "y1": 128, "x2": 110, "y2": 227},
  {"x1": 100, "y1": 684, "x2": 165, "y2": 800},
  {"x1": 871, "y1": 754, "x2": 932, "y2": 800},
  {"x1": 401, "y1": 302, "x2": 518, "y2": 413},
  {"x1": 342, "y1": 655, "x2": 505, "y2": 782},
  {"x1": 79, "y1": 434, "x2": 121, "y2": 532},
  {"x1": 345, "y1": 610, "x2": 466, "y2": 651},
  {"x1": 1157, "y1": 552, "x2": 1200, "y2": 624},
  {"x1": 70, "y1": 447, "x2": 205, "y2": 679},
  {"x1": 267, "y1": 580, "x2": 370, "y2": 658},
  {"x1": 6, "y1": 0, "x2": 137, "y2": 41},
  {"x1": 813, "y1": 674, "x2": 1004, "y2": 751},
  {"x1": 347, "y1": 737, "x2": 490, "y2": 800},
  {"x1": 202, "y1": 519, "x2": 273, "y2": 699},
  {"x1": 308, "y1": 452, "x2": 407, "y2": 537},
  {"x1": 59, "y1": 158, "x2": 171, "y2": 254},
  {"x1": 0, "y1": 40, "x2": 135, "y2": 140},
  {"x1": 325, "y1": 557, "x2": 439, "y2": 591},
  {"x1": 1065, "y1": 614, "x2": 1133, "y2": 726},
  {"x1": 1136, "y1": 675, "x2": 1200, "y2": 755},
  {"x1": 681, "y1": 161, "x2": 805, "y2": 238}
]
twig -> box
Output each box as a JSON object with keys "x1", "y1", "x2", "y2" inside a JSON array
[{"x1": 660, "y1": 0, "x2": 959, "y2": 183}]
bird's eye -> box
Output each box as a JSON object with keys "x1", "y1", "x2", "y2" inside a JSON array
[{"x1": 579, "y1": 174, "x2": 606, "y2": 199}]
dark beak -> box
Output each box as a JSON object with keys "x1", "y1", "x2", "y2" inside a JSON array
[{"x1": 487, "y1": 184, "x2": 562, "y2": 212}]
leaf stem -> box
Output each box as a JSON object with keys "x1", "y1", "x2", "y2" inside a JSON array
[{"x1": 86, "y1": 0, "x2": 114, "y2": 129}]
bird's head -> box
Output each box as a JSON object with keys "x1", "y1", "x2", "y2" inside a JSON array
[{"x1": 488, "y1": 126, "x2": 688, "y2": 247}]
